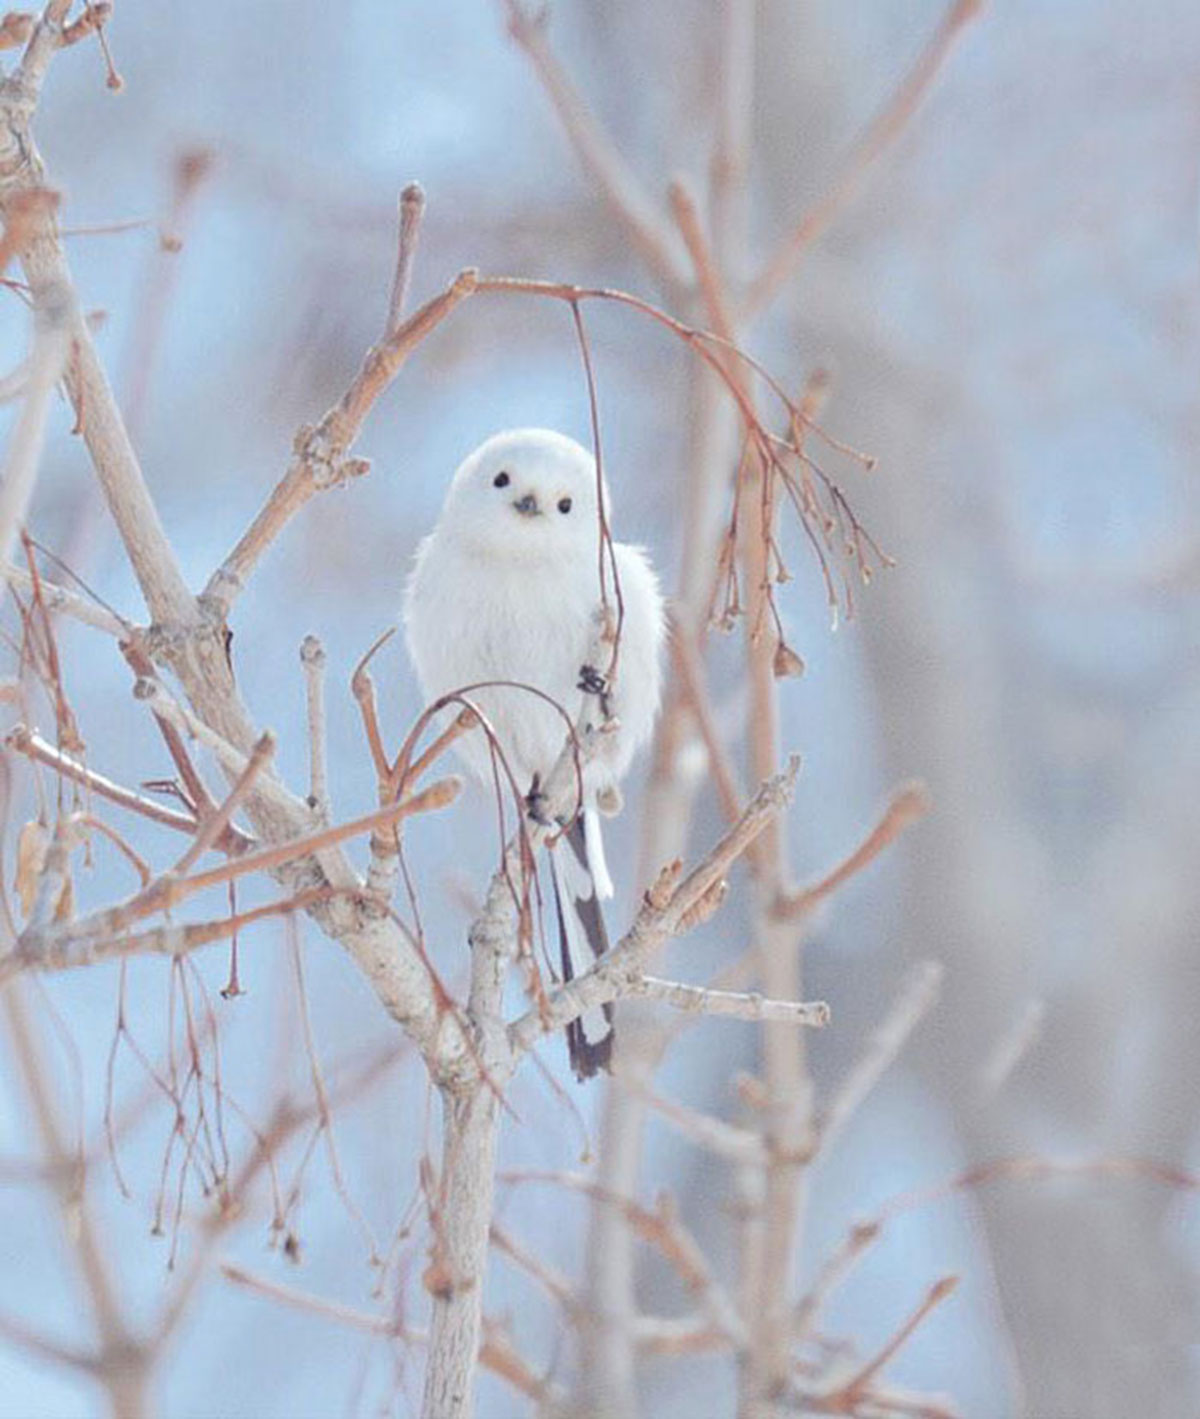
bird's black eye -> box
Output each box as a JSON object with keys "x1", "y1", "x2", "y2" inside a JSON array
[
  {"x1": 493, "y1": 470, "x2": 510, "y2": 489},
  {"x1": 557, "y1": 497, "x2": 572, "y2": 515}
]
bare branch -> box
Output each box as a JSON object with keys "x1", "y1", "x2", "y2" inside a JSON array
[
  {"x1": 490, "y1": 1222, "x2": 578, "y2": 1316},
  {"x1": 819, "y1": 960, "x2": 943, "y2": 1151},
  {"x1": 222, "y1": 1266, "x2": 567, "y2": 1407},
  {"x1": 130, "y1": 674, "x2": 315, "y2": 826},
  {"x1": 0, "y1": 184, "x2": 57, "y2": 275},
  {"x1": 500, "y1": 0, "x2": 689, "y2": 292},
  {"x1": 5, "y1": 725, "x2": 207, "y2": 836},
  {"x1": 777, "y1": 781, "x2": 931, "y2": 919},
  {"x1": 388, "y1": 180, "x2": 426, "y2": 331},
  {"x1": 202, "y1": 267, "x2": 478, "y2": 617},
  {"x1": 7, "y1": 779, "x2": 460, "y2": 979},
  {"x1": 629, "y1": 975, "x2": 829, "y2": 1028},
  {"x1": 15, "y1": 1, "x2": 74, "y2": 96},
  {"x1": 4, "y1": 563, "x2": 128, "y2": 635},
  {"x1": 0, "y1": 279, "x2": 70, "y2": 589},
  {"x1": 223, "y1": 1263, "x2": 403, "y2": 1337},
  {"x1": 637, "y1": 1085, "x2": 766, "y2": 1167},
  {"x1": 745, "y1": 0, "x2": 984, "y2": 315},
  {"x1": 0, "y1": 12, "x2": 34, "y2": 53},
  {"x1": 0, "y1": 1306, "x2": 96, "y2": 1374},
  {"x1": 5, "y1": 885, "x2": 336, "y2": 979},
  {"x1": 509, "y1": 756, "x2": 800, "y2": 1052},
  {"x1": 668, "y1": 176, "x2": 740, "y2": 350},
  {"x1": 633, "y1": 1315, "x2": 729, "y2": 1357},
  {"x1": 503, "y1": 1171, "x2": 746, "y2": 1350},
  {"x1": 978, "y1": 998, "x2": 1045, "y2": 1097},
  {"x1": 171, "y1": 730, "x2": 273, "y2": 875},
  {"x1": 59, "y1": 2, "x2": 112, "y2": 49},
  {"x1": 793, "y1": 1221, "x2": 881, "y2": 1347},
  {"x1": 708, "y1": 0, "x2": 755, "y2": 272},
  {"x1": 819, "y1": 1276, "x2": 959, "y2": 1409},
  {"x1": 0, "y1": 114, "x2": 195, "y2": 628},
  {"x1": 0, "y1": 980, "x2": 148, "y2": 1412}
]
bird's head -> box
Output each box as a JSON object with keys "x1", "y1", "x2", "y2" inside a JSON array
[{"x1": 439, "y1": 429, "x2": 609, "y2": 560}]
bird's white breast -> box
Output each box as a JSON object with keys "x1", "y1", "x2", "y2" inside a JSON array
[{"x1": 404, "y1": 532, "x2": 597, "y2": 788}]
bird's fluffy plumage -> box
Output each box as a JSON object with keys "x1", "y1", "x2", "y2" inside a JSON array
[{"x1": 403, "y1": 428, "x2": 664, "y2": 1078}]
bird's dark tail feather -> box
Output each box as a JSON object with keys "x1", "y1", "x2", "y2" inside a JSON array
[{"x1": 551, "y1": 815, "x2": 614, "y2": 1080}]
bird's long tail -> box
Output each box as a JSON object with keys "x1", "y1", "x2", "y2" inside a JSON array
[{"x1": 550, "y1": 812, "x2": 614, "y2": 1079}]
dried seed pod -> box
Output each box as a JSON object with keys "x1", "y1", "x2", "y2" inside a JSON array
[
  {"x1": 646, "y1": 858, "x2": 683, "y2": 911},
  {"x1": 15, "y1": 819, "x2": 49, "y2": 919},
  {"x1": 773, "y1": 642, "x2": 806, "y2": 679}
]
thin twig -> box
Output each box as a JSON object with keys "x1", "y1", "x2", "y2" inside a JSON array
[
  {"x1": 5, "y1": 725, "x2": 210, "y2": 836},
  {"x1": 223, "y1": 1263, "x2": 403, "y2": 1336},
  {"x1": 637, "y1": 1085, "x2": 766, "y2": 1167},
  {"x1": 0, "y1": 1307, "x2": 97, "y2": 1374},
  {"x1": 0, "y1": 279, "x2": 70, "y2": 588},
  {"x1": 509, "y1": 757, "x2": 800, "y2": 1052},
  {"x1": 15, "y1": 777, "x2": 462, "y2": 964},
  {"x1": 501, "y1": 1171, "x2": 746, "y2": 1350},
  {"x1": 629, "y1": 975, "x2": 829, "y2": 1027},
  {"x1": 500, "y1": 0, "x2": 688, "y2": 292},
  {"x1": 793, "y1": 1221, "x2": 881, "y2": 1347},
  {"x1": 299, "y1": 635, "x2": 329, "y2": 818},
  {"x1": 172, "y1": 731, "x2": 273, "y2": 875},
  {"x1": 202, "y1": 268, "x2": 478, "y2": 616},
  {"x1": 777, "y1": 781, "x2": 931, "y2": 918},
  {"x1": 818, "y1": 960, "x2": 943, "y2": 1151},
  {"x1": 823, "y1": 1276, "x2": 959, "y2": 1407},
  {"x1": 388, "y1": 181, "x2": 426, "y2": 332},
  {"x1": 745, "y1": 0, "x2": 984, "y2": 315},
  {"x1": 4, "y1": 563, "x2": 128, "y2": 635},
  {"x1": 59, "y1": 2, "x2": 111, "y2": 49}
]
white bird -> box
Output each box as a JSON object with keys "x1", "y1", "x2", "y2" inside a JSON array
[{"x1": 403, "y1": 429, "x2": 664, "y2": 1078}]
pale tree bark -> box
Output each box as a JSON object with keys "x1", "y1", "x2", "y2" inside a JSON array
[
  {"x1": 0, "y1": 6, "x2": 977, "y2": 1418},
  {"x1": 498, "y1": 3, "x2": 971, "y2": 1416}
]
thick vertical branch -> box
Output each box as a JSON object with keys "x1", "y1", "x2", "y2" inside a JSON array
[
  {"x1": 421, "y1": 864, "x2": 518, "y2": 1418},
  {"x1": 421, "y1": 1086, "x2": 504, "y2": 1419},
  {"x1": 0, "y1": 75, "x2": 453, "y2": 1062},
  {"x1": 580, "y1": 8, "x2": 759, "y2": 1415},
  {"x1": 0, "y1": 277, "x2": 70, "y2": 586},
  {"x1": 1, "y1": 188, "x2": 196, "y2": 627}
]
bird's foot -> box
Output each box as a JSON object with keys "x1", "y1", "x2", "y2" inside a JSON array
[
  {"x1": 525, "y1": 774, "x2": 552, "y2": 826},
  {"x1": 578, "y1": 663, "x2": 612, "y2": 718}
]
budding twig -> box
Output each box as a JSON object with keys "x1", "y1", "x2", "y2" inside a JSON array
[
  {"x1": 387, "y1": 181, "x2": 426, "y2": 332},
  {"x1": 202, "y1": 268, "x2": 478, "y2": 617}
]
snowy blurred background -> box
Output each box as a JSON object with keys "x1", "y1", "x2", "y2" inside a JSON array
[{"x1": 1, "y1": 1, "x2": 1198, "y2": 1416}]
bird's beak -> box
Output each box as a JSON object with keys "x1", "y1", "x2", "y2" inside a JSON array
[{"x1": 512, "y1": 493, "x2": 540, "y2": 517}]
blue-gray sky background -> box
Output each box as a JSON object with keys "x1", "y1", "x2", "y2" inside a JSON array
[{"x1": 1, "y1": 2, "x2": 1197, "y2": 1416}]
